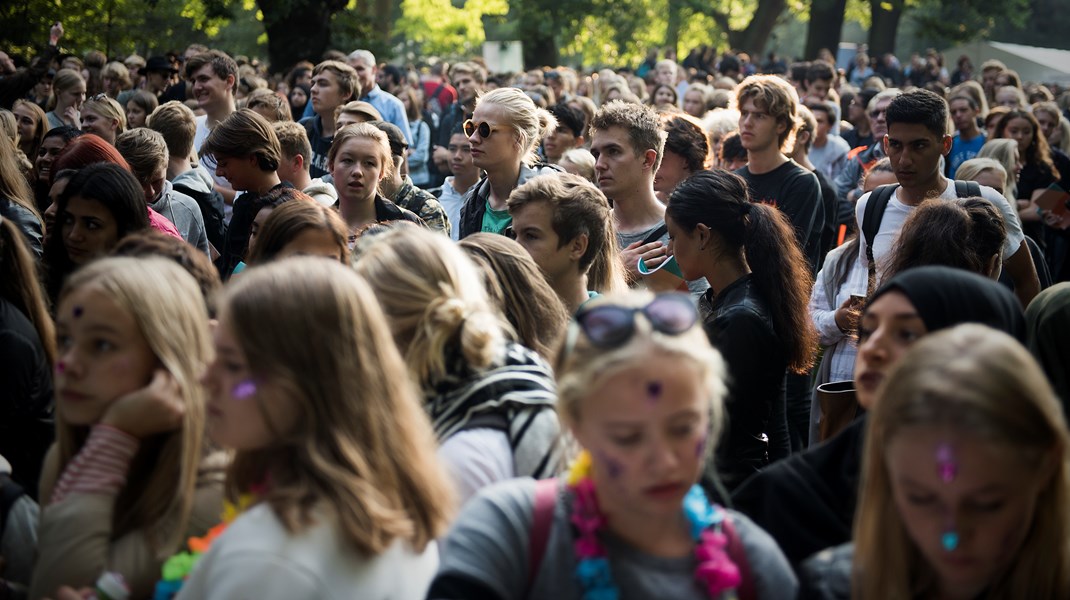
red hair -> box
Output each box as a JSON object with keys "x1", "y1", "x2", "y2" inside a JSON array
[{"x1": 51, "y1": 134, "x2": 132, "y2": 185}]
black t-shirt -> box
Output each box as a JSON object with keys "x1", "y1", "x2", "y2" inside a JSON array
[
  {"x1": 300, "y1": 115, "x2": 333, "y2": 179},
  {"x1": 813, "y1": 169, "x2": 842, "y2": 263},
  {"x1": 736, "y1": 160, "x2": 825, "y2": 273}
]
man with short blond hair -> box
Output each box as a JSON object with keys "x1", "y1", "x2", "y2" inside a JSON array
[{"x1": 272, "y1": 120, "x2": 337, "y2": 207}]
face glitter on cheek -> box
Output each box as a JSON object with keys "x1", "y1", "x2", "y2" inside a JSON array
[
  {"x1": 56, "y1": 361, "x2": 67, "y2": 374},
  {"x1": 936, "y1": 443, "x2": 957, "y2": 483},
  {"x1": 596, "y1": 451, "x2": 624, "y2": 479},
  {"x1": 695, "y1": 435, "x2": 707, "y2": 458},
  {"x1": 232, "y1": 380, "x2": 257, "y2": 399}
]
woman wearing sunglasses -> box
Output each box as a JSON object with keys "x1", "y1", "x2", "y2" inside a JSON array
[
  {"x1": 428, "y1": 291, "x2": 797, "y2": 599},
  {"x1": 665, "y1": 169, "x2": 817, "y2": 490},
  {"x1": 455, "y1": 87, "x2": 561, "y2": 239}
]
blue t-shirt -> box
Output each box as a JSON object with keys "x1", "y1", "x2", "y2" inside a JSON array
[{"x1": 947, "y1": 132, "x2": 987, "y2": 179}]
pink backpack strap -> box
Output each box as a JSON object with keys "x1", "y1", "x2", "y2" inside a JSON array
[
  {"x1": 723, "y1": 514, "x2": 757, "y2": 600},
  {"x1": 527, "y1": 478, "x2": 558, "y2": 594}
]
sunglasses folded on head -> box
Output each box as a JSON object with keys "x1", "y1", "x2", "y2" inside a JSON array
[{"x1": 573, "y1": 293, "x2": 698, "y2": 349}]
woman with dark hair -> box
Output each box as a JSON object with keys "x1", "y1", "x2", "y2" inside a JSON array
[
  {"x1": 735, "y1": 266, "x2": 1026, "y2": 569},
  {"x1": 996, "y1": 109, "x2": 1070, "y2": 279},
  {"x1": 665, "y1": 169, "x2": 817, "y2": 489},
  {"x1": 33, "y1": 126, "x2": 82, "y2": 211},
  {"x1": 885, "y1": 197, "x2": 1007, "y2": 280},
  {"x1": 287, "y1": 83, "x2": 310, "y2": 121},
  {"x1": 49, "y1": 133, "x2": 181, "y2": 240},
  {"x1": 649, "y1": 83, "x2": 679, "y2": 110},
  {"x1": 43, "y1": 163, "x2": 150, "y2": 302}
]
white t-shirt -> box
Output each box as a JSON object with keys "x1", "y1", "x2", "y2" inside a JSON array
[
  {"x1": 177, "y1": 503, "x2": 439, "y2": 599},
  {"x1": 855, "y1": 179, "x2": 1025, "y2": 278}
]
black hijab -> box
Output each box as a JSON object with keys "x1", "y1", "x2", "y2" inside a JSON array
[{"x1": 870, "y1": 265, "x2": 1026, "y2": 343}]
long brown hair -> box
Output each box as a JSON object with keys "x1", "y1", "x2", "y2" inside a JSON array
[
  {"x1": 55, "y1": 257, "x2": 210, "y2": 553},
  {"x1": 854, "y1": 324, "x2": 1070, "y2": 598},
  {"x1": 459, "y1": 232, "x2": 571, "y2": 360},
  {"x1": 996, "y1": 110, "x2": 1060, "y2": 182},
  {"x1": 221, "y1": 257, "x2": 454, "y2": 555}
]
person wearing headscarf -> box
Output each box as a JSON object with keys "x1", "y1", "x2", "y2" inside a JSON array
[
  {"x1": 732, "y1": 266, "x2": 1025, "y2": 567},
  {"x1": 1026, "y1": 282, "x2": 1070, "y2": 412}
]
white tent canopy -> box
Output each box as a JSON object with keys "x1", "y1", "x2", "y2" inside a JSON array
[{"x1": 942, "y1": 41, "x2": 1070, "y2": 85}]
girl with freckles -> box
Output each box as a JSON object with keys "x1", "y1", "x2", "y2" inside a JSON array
[
  {"x1": 429, "y1": 291, "x2": 797, "y2": 599},
  {"x1": 801, "y1": 324, "x2": 1070, "y2": 599}
]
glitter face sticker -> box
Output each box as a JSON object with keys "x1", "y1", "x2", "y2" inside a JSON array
[
  {"x1": 936, "y1": 443, "x2": 957, "y2": 482},
  {"x1": 596, "y1": 450, "x2": 624, "y2": 479},
  {"x1": 73, "y1": 306, "x2": 83, "y2": 318},
  {"x1": 56, "y1": 361, "x2": 67, "y2": 374},
  {"x1": 232, "y1": 380, "x2": 257, "y2": 399},
  {"x1": 942, "y1": 531, "x2": 959, "y2": 552},
  {"x1": 695, "y1": 435, "x2": 707, "y2": 458},
  {"x1": 646, "y1": 381, "x2": 662, "y2": 403}
]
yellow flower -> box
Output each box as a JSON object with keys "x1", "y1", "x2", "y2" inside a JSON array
[
  {"x1": 567, "y1": 450, "x2": 592, "y2": 486},
  {"x1": 221, "y1": 493, "x2": 257, "y2": 523}
]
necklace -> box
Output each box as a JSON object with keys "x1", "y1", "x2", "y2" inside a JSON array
[{"x1": 566, "y1": 451, "x2": 742, "y2": 599}]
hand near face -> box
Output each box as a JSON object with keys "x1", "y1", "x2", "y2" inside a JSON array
[
  {"x1": 62, "y1": 105, "x2": 80, "y2": 128},
  {"x1": 100, "y1": 368, "x2": 185, "y2": 438},
  {"x1": 621, "y1": 240, "x2": 666, "y2": 282}
]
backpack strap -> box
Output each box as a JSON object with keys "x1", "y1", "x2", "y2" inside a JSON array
[
  {"x1": 953, "y1": 179, "x2": 981, "y2": 198},
  {"x1": 862, "y1": 183, "x2": 898, "y2": 293},
  {"x1": 723, "y1": 515, "x2": 757, "y2": 600},
  {"x1": 641, "y1": 224, "x2": 669, "y2": 246},
  {"x1": 527, "y1": 478, "x2": 558, "y2": 594}
]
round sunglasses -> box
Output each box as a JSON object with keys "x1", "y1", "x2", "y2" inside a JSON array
[
  {"x1": 463, "y1": 119, "x2": 504, "y2": 139},
  {"x1": 572, "y1": 293, "x2": 698, "y2": 349}
]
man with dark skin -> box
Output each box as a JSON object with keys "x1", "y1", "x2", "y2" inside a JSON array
[{"x1": 857, "y1": 89, "x2": 1039, "y2": 307}]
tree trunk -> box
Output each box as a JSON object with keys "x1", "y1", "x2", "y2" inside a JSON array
[
  {"x1": 524, "y1": 32, "x2": 559, "y2": 69},
  {"x1": 665, "y1": 0, "x2": 683, "y2": 61},
  {"x1": 257, "y1": 0, "x2": 339, "y2": 71},
  {"x1": 805, "y1": 0, "x2": 848, "y2": 61},
  {"x1": 868, "y1": 0, "x2": 903, "y2": 57},
  {"x1": 733, "y1": 0, "x2": 787, "y2": 55}
]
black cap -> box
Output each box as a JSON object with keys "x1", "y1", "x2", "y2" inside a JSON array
[
  {"x1": 371, "y1": 121, "x2": 408, "y2": 157},
  {"x1": 139, "y1": 56, "x2": 178, "y2": 76}
]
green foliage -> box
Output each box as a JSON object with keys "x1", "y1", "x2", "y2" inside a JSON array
[
  {"x1": 393, "y1": 0, "x2": 508, "y2": 59},
  {"x1": 907, "y1": 0, "x2": 1029, "y2": 44},
  {"x1": 1, "y1": 0, "x2": 264, "y2": 61}
]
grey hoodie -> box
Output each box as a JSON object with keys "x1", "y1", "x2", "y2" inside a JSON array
[
  {"x1": 303, "y1": 177, "x2": 338, "y2": 207},
  {"x1": 151, "y1": 179, "x2": 211, "y2": 255}
]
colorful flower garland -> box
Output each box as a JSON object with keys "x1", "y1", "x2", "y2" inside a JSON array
[
  {"x1": 566, "y1": 451, "x2": 742, "y2": 599},
  {"x1": 151, "y1": 493, "x2": 257, "y2": 599}
]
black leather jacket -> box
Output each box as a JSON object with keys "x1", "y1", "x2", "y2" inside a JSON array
[{"x1": 700, "y1": 274, "x2": 789, "y2": 490}]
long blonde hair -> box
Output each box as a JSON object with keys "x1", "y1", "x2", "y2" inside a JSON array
[
  {"x1": 221, "y1": 257, "x2": 454, "y2": 554},
  {"x1": 353, "y1": 226, "x2": 507, "y2": 391},
  {"x1": 854, "y1": 324, "x2": 1070, "y2": 599},
  {"x1": 55, "y1": 257, "x2": 210, "y2": 553}
]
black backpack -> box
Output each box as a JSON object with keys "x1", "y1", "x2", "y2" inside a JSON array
[
  {"x1": 173, "y1": 182, "x2": 227, "y2": 253},
  {"x1": 862, "y1": 180, "x2": 981, "y2": 288}
]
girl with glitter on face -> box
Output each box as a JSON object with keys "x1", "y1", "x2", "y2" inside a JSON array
[
  {"x1": 30, "y1": 257, "x2": 222, "y2": 599},
  {"x1": 428, "y1": 291, "x2": 798, "y2": 599},
  {"x1": 831, "y1": 324, "x2": 1070, "y2": 599}
]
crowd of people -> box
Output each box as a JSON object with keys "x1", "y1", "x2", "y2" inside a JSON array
[{"x1": 1, "y1": 21, "x2": 1069, "y2": 599}]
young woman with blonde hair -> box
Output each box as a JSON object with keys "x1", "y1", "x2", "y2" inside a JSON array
[
  {"x1": 45, "y1": 69, "x2": 87, "y2": 130},
  {"x1": 804, "y1": 323, "x2": 1070, "y2": 599},
  {"x1": 430, "y1": 291, "x2": 797, "y2": 598},
  {"x1": 166, "y1": 257, "x2": 453, "y2": 596},
  {"x1": 12, "y1": 99, "x2": 48, "y2": 166},
  {"x1": 456, "y1": 86, "x2": 560, "y2": 238},
  {"x1": 79, "y1": 95, "x2": 127, "y2": 146},
  {"x1": 354, "y1": 226, "x2": 563, "y2": 502},
  {"x1": 30, "y1": 257, "x2": 223, "y2": 599}
]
